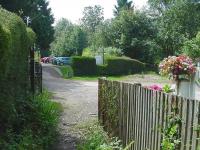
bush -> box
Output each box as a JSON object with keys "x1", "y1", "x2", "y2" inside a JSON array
[
  {"x1": 77, "y1": 120, "x2": 123, "y2": 150},
  {"x1": 0, "y1": 8, "x2": 35, "y2": 139},
  {"x1": 103, "y1": 57, "x2": 145, "y2": 75},
  {"x1": 104, "y1": 47, "x2": 123, "y2": 57},
  {"x1": 72, "y1": 56, "x2": 97, "y2": 76},
  {"x1": 59, "y1": 65, "x2": 74, "y2": 78},
  {"x1": 0, "y1": 8, "x2": 60, "y2": 149},
  {"x1": 0, "y1": 91, "x2": 61, "y2": 149}
]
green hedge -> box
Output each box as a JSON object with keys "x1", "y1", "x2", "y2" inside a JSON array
[
  {"x1": 98, "y1": 57, "x2": 145, "y2": 75},
  {"x1": 72, "y1": 56, "x2": 97, "y2": 76},
  {"x1": 0, "y1": 8, "x2": 36, "y2": 147}
]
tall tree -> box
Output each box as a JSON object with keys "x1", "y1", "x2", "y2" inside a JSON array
[
  {"x1": 156, "y1": 1, "x2": 200, "y2": 56},
  {"x1": 114, "y1": 0, "x2": 133, "y2": 16},
  {"x1": 81, "y1": 5, "x2": 104, "y2": 33},
  {"x1": 111, "y1": 10, "x2": 160, "y2": 63},
  {"x1": 0, "y1": 0, "x2": 54, "y2": 54},
  {"x1": 50, "y1": 19, "x2": 87, "y2": 56}
]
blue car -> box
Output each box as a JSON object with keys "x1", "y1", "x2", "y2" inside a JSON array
[{"x1": 57, "y1": 57, "x2": 72, "y2": 65}]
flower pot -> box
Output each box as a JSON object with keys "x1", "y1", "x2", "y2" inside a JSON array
[{"x1": 176, "y1": 78, "x2": 195, "y2": 99}]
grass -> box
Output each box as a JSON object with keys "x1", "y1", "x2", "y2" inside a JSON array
[
  {"x1": 75, "y1": 119, "x2": 134, "y2": 150},
  {"x1": 75, "y1": 119, "x2": 124, "y2": 150},
  {"x1": 72, "y1": 75, "x2": 130, "y2": 81}
]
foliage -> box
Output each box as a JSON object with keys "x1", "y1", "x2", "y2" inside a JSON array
[
  {"x1": 114, "y1": 0, "x2": 133, "y2": 16},
  {"x1": 0, "y1": 8, "x2": 33, "y2": 132},
  {"x1": 161, "y1": 113, "x2": 181, "y2": 150},
  {"x1": 59, "y1": 65, "x2": 74, "y2": 79},
  {"x1": 91, "y1": 20, "x2": 113, "y2": 48},
  {"x1": 181, "y1": 32, "x2": 200, "y2": 60},
  {"x1": 82, "y1": 47, "x2": 96, "y2": 57},
  {"x1": 162, "y1": 84, "x2": 173, "y2": 93},
  {"x1": 81, "y1": 5, "x2": 104, "y2": 33},
  {"x1": 0, "y1": 91, "x2": 61, "y2": 149},
  {"x1": 0, "y1": 9, "x2": 60, "y2": 149},
  {"x1": 110, "y1": 10, "x2": 159, "y2": 63},
  {"x1": 104, "y1": 57, "x2": 145, "y2": 75},
  {"x1": 155, "y1": 1, "x2": 200, "y2": 56},
  {"x1": 77, "y1": 120, "x2": 123, "y2": 150},
  {"x1": 50, "y1": 19, "x2": 87, "y2": 56},
  {"x1": 104, "y1": 47, "x2": 123, "y2": 57},
  {"x1": 0, "y1": 0, "x2": 54, "y2": 52},
  {"x1": 72, "y1": 56, "x2": 97, "y2": 76},
  {"x1": 159, "y1": 55, "x2": 196, "y2": 80}
]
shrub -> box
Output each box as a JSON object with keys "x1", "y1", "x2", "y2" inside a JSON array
[
  {"x1": 77, "y1": 120, "x2": 123, "y2": 150},
  {"x1": 104, "y1": 57, "x2": 145, "y2": 75},
  {"x1": 0, "y1": 8, "x2": 35, "y2": 138},
  {"x1": 97, "y1": 65, "x2": 107, "y2": 75},
  {"x1": 72, "y1": 56, "x2": 97, "y2": 76},
  {"x1": 0, "y1": 91, "x2": 61, "y2": 149},
  {"x1": 60, "y1": 65, "x2": 74, "y2": 78},
  {"x1": 104, "y1": 47, "x2": 123, "y2": 57}
]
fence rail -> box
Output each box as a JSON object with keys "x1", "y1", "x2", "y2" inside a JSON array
[{"x1": 98, "y1": 79, "x2": 200, "y2": 150}]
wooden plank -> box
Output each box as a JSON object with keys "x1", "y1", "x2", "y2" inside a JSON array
[
  {"x1": 140, "y1": 87, "x2": 144, "y2": 150},
  {"x1": 157, "y1": 92, "x2": 163, "y2": 150},
  {"x1": 151, "y1": 90, "x2": 156, "y2": 150},
  {"x1": 132, "y1": 85, "x2": 137, "y2": 150},
  {"x1": 143, "y1": 88, "x2": 148, "y2": 150},
  {"x1": 191, "y1": 100, "x2": 199, "y2": 150},
  {"x1": 185, "y1": 99, "x2": 193, "y2": 150},
  {"x1": 154, "y1": 91, "x2": 160, "y2": 150},
  {"x1": 126, "y1": 83, "x2": 131, "y2": 145},
  {"x1": 197, "y1": 102, "x2": 200, "y2": 149},
  {"x1": 146, "y1": 89, "x2": 152, "y2": 150},
  {"x1": 180, "y1": 98, "x2": 187, "y2": 150},
  {"x1": 134, "y1": 85, "x2": 140, "y2": 150}
]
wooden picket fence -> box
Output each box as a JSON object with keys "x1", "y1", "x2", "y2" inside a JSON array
[{"x1": 98, "y1": 79, "x2": 200, "y2": 150}]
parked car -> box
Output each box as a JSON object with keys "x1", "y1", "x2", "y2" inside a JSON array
[
  {"x1": 56, "y1": 57, "x2": 72, "y2": 65},
  {"x1": 41, "y1": 57, "x2": 50, "y2": 63},
  {"x1": 50, "y1": 57, "x2": 57, "y2": 64}
]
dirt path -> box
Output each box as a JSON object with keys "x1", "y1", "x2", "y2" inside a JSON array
[{"x1": 42, "y1": 64, "x2": 98, "y2": 150}]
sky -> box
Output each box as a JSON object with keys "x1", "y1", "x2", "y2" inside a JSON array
[{"x1": 48, "y1": 0, "x2": 148, "y2": 24}]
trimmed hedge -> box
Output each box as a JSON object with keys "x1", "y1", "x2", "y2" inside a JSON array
[
  {"x1": 0, "y1": 8, "x2": 35, "y2": 146},
  {"x1": 72, "y1": 56, "x2": 97, "y2": 76},
  {"x1": 98, "y1": 57, "x2": 145, "y2": 75}
]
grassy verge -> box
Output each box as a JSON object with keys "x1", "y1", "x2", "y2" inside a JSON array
[
  {"x1": 75, "y1": 120, "x2": 123, "y2": 150},
  {"x1": 72, "y1": 75, "x2": 130, "y2": 81},
  {"x1": 0, "y1": 90, "x2": 62, "y2": 149},
  {"x1": 76, "y1": 120, "x2": 134, "y2": 150}
]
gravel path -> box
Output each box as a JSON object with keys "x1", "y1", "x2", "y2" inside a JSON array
[{"x1": 42, "y1": 64, "x2": 98, "y2": 150}]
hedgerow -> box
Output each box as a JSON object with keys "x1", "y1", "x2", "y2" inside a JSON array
[{"x1": 0, "y1": 8, "x2": 60, "y2": 149}]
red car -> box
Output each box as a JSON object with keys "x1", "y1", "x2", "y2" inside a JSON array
[{"x1": 41, "y1": 57, "x2": 50, "y2": 63}]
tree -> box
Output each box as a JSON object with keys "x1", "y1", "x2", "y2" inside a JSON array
[
  {"x1": 0, "y1": 0, "x2": 54, "y2": 54},
  {"x1": 156, "y1": 1, "x2": 200, "y2": 56},
  {"x1": 92, "y1": 19, "x2": 114, "y2": 48},
  {"x1": 50, "y1": 19, "x2": 87, "y2": 56},
  {"x1": 111, "y1": 10, "x2": 160, "y2": 63},
  {"x1": 181, "y1": 32, "x2": 200, "y2": 60},
  {"x1": 81, "y1": 5, "x2": 104, "y2": 33},
  {"x1": 114, "y1": 0, "x2": 133, "y2": 16}
]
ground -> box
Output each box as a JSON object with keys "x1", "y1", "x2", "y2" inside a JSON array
[
  {"x1": 43, "y1": 64, "x2": 98, "y2": 150},
  {"x1": 42, "y1": 64, "x2": 171, "y2": 149}
]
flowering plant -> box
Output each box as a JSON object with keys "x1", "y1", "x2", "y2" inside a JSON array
[
  {"x1": 159, "y1": 55, "x2": 196, "y2": 80},
  {"x1": 147, "y1": 84, "x2": 174, "y2": 93}
]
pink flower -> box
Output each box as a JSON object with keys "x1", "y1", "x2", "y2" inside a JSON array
[{"x1": 148, "y1": 85, "x2": 162, "y2": 91}]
